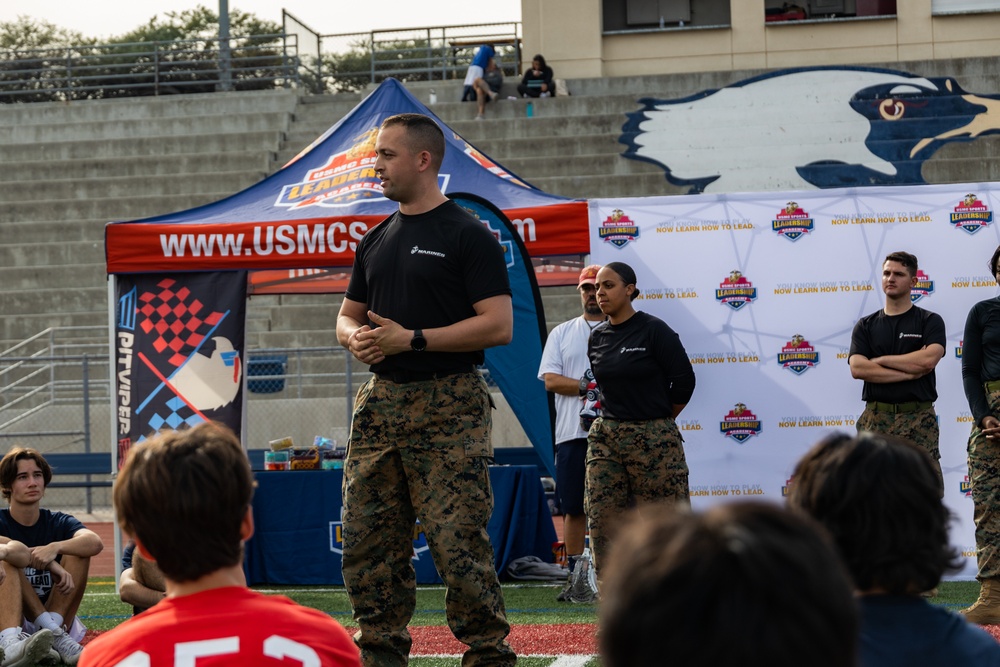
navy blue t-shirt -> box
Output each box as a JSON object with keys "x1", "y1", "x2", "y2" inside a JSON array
[{"x1": 0, "y1": 508, "x2": 85, "y2": 603}]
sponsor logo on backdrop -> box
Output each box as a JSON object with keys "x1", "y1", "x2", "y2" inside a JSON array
[
  {"x1": 715, "y1": 270, "x2": 758, "y2": 310},
  {"x1": 950, "y1": 193, "x2": 993, "y2": 234},
  {"x1": 772, "y1": 201, "x2": 814, "y2": 241},
  {"x1": 782, "y1": 478, "x2": 793, "y2": 497},
  {"x1": 961, "y1": 475, "x2": 972, "y2": 498},
  {"x1": 598, "y1": 209, "x2": 640, "y2": 248},
  {"x1": 777, "y1": 334, "x2": 820, "y2": 374},
  {"x1": 910, "y1": 270, "x2": 935, "y2": 303},
  {"x1": 720, "y1": 403, "x2": 762, "y2": 443},
  {"x1": 276, "y1": 128, "x2": 383, "y2": 209},
  {"x1": 956, "y1": 339, "x2": 964, "y2": 359},
  {"x1": 691, "y1": 483, "x2": 764, "y2": 497}
]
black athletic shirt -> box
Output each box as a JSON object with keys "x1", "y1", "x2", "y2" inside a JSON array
[
  {"x1": 963, "y1": 296, "x2": 1000, "y2": 426},
  {"x1": 849, "y1": 305, "x2": 946, "y2": 403},
  {"x1": 345, "y1": 200, "x2": 511, "y2": 374},
  {"x1": 587, "y1": 311, "x2": 696, "y2": 420}
]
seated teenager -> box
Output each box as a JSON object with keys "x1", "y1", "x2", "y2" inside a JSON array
[
  {"x1": 79, "y1": 423, "x2": 361, "y2": 666},
  {"x1": 788, "y1": 432, "x2": 1000, "y2": 667},
  {"x1": 119, "y1": 540, "x2": 165, "y2": 616},
  {"x1": 0, "y1": 537, "x2": 55, "y2": 667},
  {"x1": 517, "y1": 54, "x2": 555, "y2": 98},
  {"x1": 599, "y1": 500, "x2": 858, "y2": 667},
  {"x1": 0, "y1": 448, "x2": 103, "y2": 665}
]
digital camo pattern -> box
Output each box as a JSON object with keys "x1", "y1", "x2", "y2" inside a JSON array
[
  {"x1": 968, "y1": 388, "x2": 1000, "y2": 580},
  {"x1": 341, "y1": 373, "x2": 515, "y2": 667},
  {"x1": 585, "y1": 416, "x2": 689, "y2": 580}
]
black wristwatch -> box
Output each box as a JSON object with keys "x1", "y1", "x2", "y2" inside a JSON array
[{"x1": 410, "y1": 329, "x2": 427, "y2": 352}]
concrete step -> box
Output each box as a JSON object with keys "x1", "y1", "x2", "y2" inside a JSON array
[
  {"x1": 0, "y1": 112, "x2": 292, "y2": 145},
  {"x1": 0, "y1": 131, "x2": 285, "y2": 163},
  {"x1": 0, "y1": 220, "x2": 108, "y2": 245},
  {"x1": 0, "y1": 241, "x2": 104, "y2": 269},
  {"x1": 526, "y1": 172, "x2": 682, "y2": 199},
  {"x1": 0, "y1": 89, "x2": 298, "y2": 127},
  {"x1": 0, "y1": 193, "x2": 232, "y2": 223},
  {"x1": 0, "y1": 263, "x2": 105, "y2": 290},
  {"x1": 0, "y1": 312, "x2": 107, "y2": 344},
  {"x1": 0, "y1": 171, "x2": 266, "y2": 202},
  {"x1": 0, "y1": 152, "x2": 273, "y2": 183},
  {"x1": 0, "y1": 288, "x2": 107, "y2": 317}
]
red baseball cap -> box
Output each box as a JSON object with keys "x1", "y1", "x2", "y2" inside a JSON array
[{"x1": 577, "y1": 265, "x2": 601, "y2": 288}]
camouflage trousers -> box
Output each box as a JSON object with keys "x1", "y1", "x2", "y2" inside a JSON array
[
  {"x1": 342, "y1": 373, "x2": 514, "y2": 667},
  {"x1": 857, "y1": 405, "x2": 943, "y2": 493},
  {"x1": 968, "y1": 388, "x2": 1000, "y2": 580},
  {"x1": 585, "y1": 416, "x2": 689, "y2": 582}
]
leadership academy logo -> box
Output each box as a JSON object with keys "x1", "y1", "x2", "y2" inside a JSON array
[
  {"x1": 910, "y1": 269, "x2": 935, "y2": 303},
  {"x1": 771, "y1": 201, "x2": 815, "y2": 241},
  {"x1": 598, "y1": 209, "x2": 640, "y2": 248},
  {"x1": 276, "y1": 128, "x2": 382, "y2": 209},
  {"x1": 720, "y1": 402, "x2": 762, "y2": 443},
  {"x1": 777, "y1": 334, "x2": 820, "y2": 375},
  {"x1": 950, "y1": 193, "x2": 993, "y2": 235},
  {"x1": 715, "y1": 270, "x2": 758, "y2": 310}
]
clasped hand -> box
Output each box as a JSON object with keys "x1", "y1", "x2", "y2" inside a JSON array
[{"x1": 348, "y1": 311, "x2": 412, "y2": 364}]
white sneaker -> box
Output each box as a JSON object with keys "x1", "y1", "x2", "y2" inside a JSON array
[
  {"x1": 51, "y1": 628, "x2": 82, "y2": 666},
  {"x1": 0, "y1": 629, "x2": 54, "y2": 667}
]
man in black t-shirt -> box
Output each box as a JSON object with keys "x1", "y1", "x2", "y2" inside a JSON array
[
  {"x1": 336, "y1": 113, "x2": 515, "y2": 667},
  {"x1": 848, "y1": 251, "x2": 946, "y2": 487}
]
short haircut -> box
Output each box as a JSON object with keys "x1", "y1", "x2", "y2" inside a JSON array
[
  {"x1": 884, "y1": 250, "x2": 918, "y2": 277},
  {"x1": 599, "y1": 501, "x2": 858, "y2": 667},
  {"x1": 787, "y1": 432, "x2": 961, "y2": 595},
  {"x1": 114, "y1": 423, "x2": 255, "y2": 582},
  {"x1": 380, "y1": 113, "x2": 445, "y2": 171},
  {"x1": 0, "y1": 447, "x2": 52, "y2": 500}
]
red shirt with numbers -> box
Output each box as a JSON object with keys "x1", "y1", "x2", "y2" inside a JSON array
[{"x1": 79, "y1": 586, "x2": 360, "y2": 667}]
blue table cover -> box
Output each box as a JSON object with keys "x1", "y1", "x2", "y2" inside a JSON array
[{"x1": 245, "y1": 465, "x2": 557, "y2": 585}]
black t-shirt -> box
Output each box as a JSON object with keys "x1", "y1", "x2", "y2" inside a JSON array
[
  {"x1": 345, "y1": 200, "x2": 511, "y2": 373},
  {"x1": 0, "y1": 508, "x2": 85, "y2": 603},
  {"x1": 588, "y1": 311, "x2": 696, "y2": 420},
  {"x1": 963, "y1": 296, "x2": 1000, "y2": 425},
  {"x1": 849, "y1": 305, "x2": 946, "y2": 403}
]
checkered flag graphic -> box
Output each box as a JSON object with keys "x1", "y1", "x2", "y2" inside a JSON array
[{"x1": 137, "y1": 278, "x2": 225, "y2": 367}]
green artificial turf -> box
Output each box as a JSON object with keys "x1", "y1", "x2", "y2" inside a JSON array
[{"x1": 73, "y1": 579, "x2": 980, "y2": 667}]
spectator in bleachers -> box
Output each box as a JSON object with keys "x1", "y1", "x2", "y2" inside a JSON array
[
  {"x1": 473, "y1": 57, "x2": 504, "y2": 120},
  {"x1": 788, "y1": 432, "x2": 1000, "y2": 666},
  {"x1": 518, "y1": 54, "x2": 555, "y2": 98},
  {"x1": 0, "y1": 447, "x2": 104, "y2": 665},
  {"x1": 598, "y1": 500, "x2": 858, "y2": 667},
  {"x1": 461, "y1": 44, "x2": 496, "y2": 102}
]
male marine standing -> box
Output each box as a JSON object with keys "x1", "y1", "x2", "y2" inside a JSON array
[
  {"x1": 848, "y1": 251, "x2": 946, "y2": 488},
  {"x1": 537, "y1": 265, "x2": 603, "y2": 603},
  {"x1": 336, "y1": 113, "x2": 515, "y2": 667}
]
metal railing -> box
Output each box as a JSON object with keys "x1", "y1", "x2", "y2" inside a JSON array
[
  {"x1": 283, "y1": 12, "x2": 522, "y2": 93},
  {"x1": 0, "y1": 33, "x2": 300, "y2": 102}
]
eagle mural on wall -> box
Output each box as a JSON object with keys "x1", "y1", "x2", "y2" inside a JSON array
[{"x1": 620, "y1": 66, "x2": 1000, "y2": 194}]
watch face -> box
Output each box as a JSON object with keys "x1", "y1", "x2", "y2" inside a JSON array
[{"x1": 411, "y1": 332, "x2": 427, "y2": 352}]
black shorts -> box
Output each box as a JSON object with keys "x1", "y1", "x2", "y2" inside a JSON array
[{"x1": 555, "y1": 437, "x2": 588, "y2": 516}]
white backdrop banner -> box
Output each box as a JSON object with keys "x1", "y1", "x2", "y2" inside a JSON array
[{"x1": 589, "y1": 181, "x2": 1000, "y2": 579}]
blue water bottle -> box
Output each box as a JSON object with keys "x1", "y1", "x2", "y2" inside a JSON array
[{"x1": 526, "y1": 101, "x2": 534, "y2": 118}]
